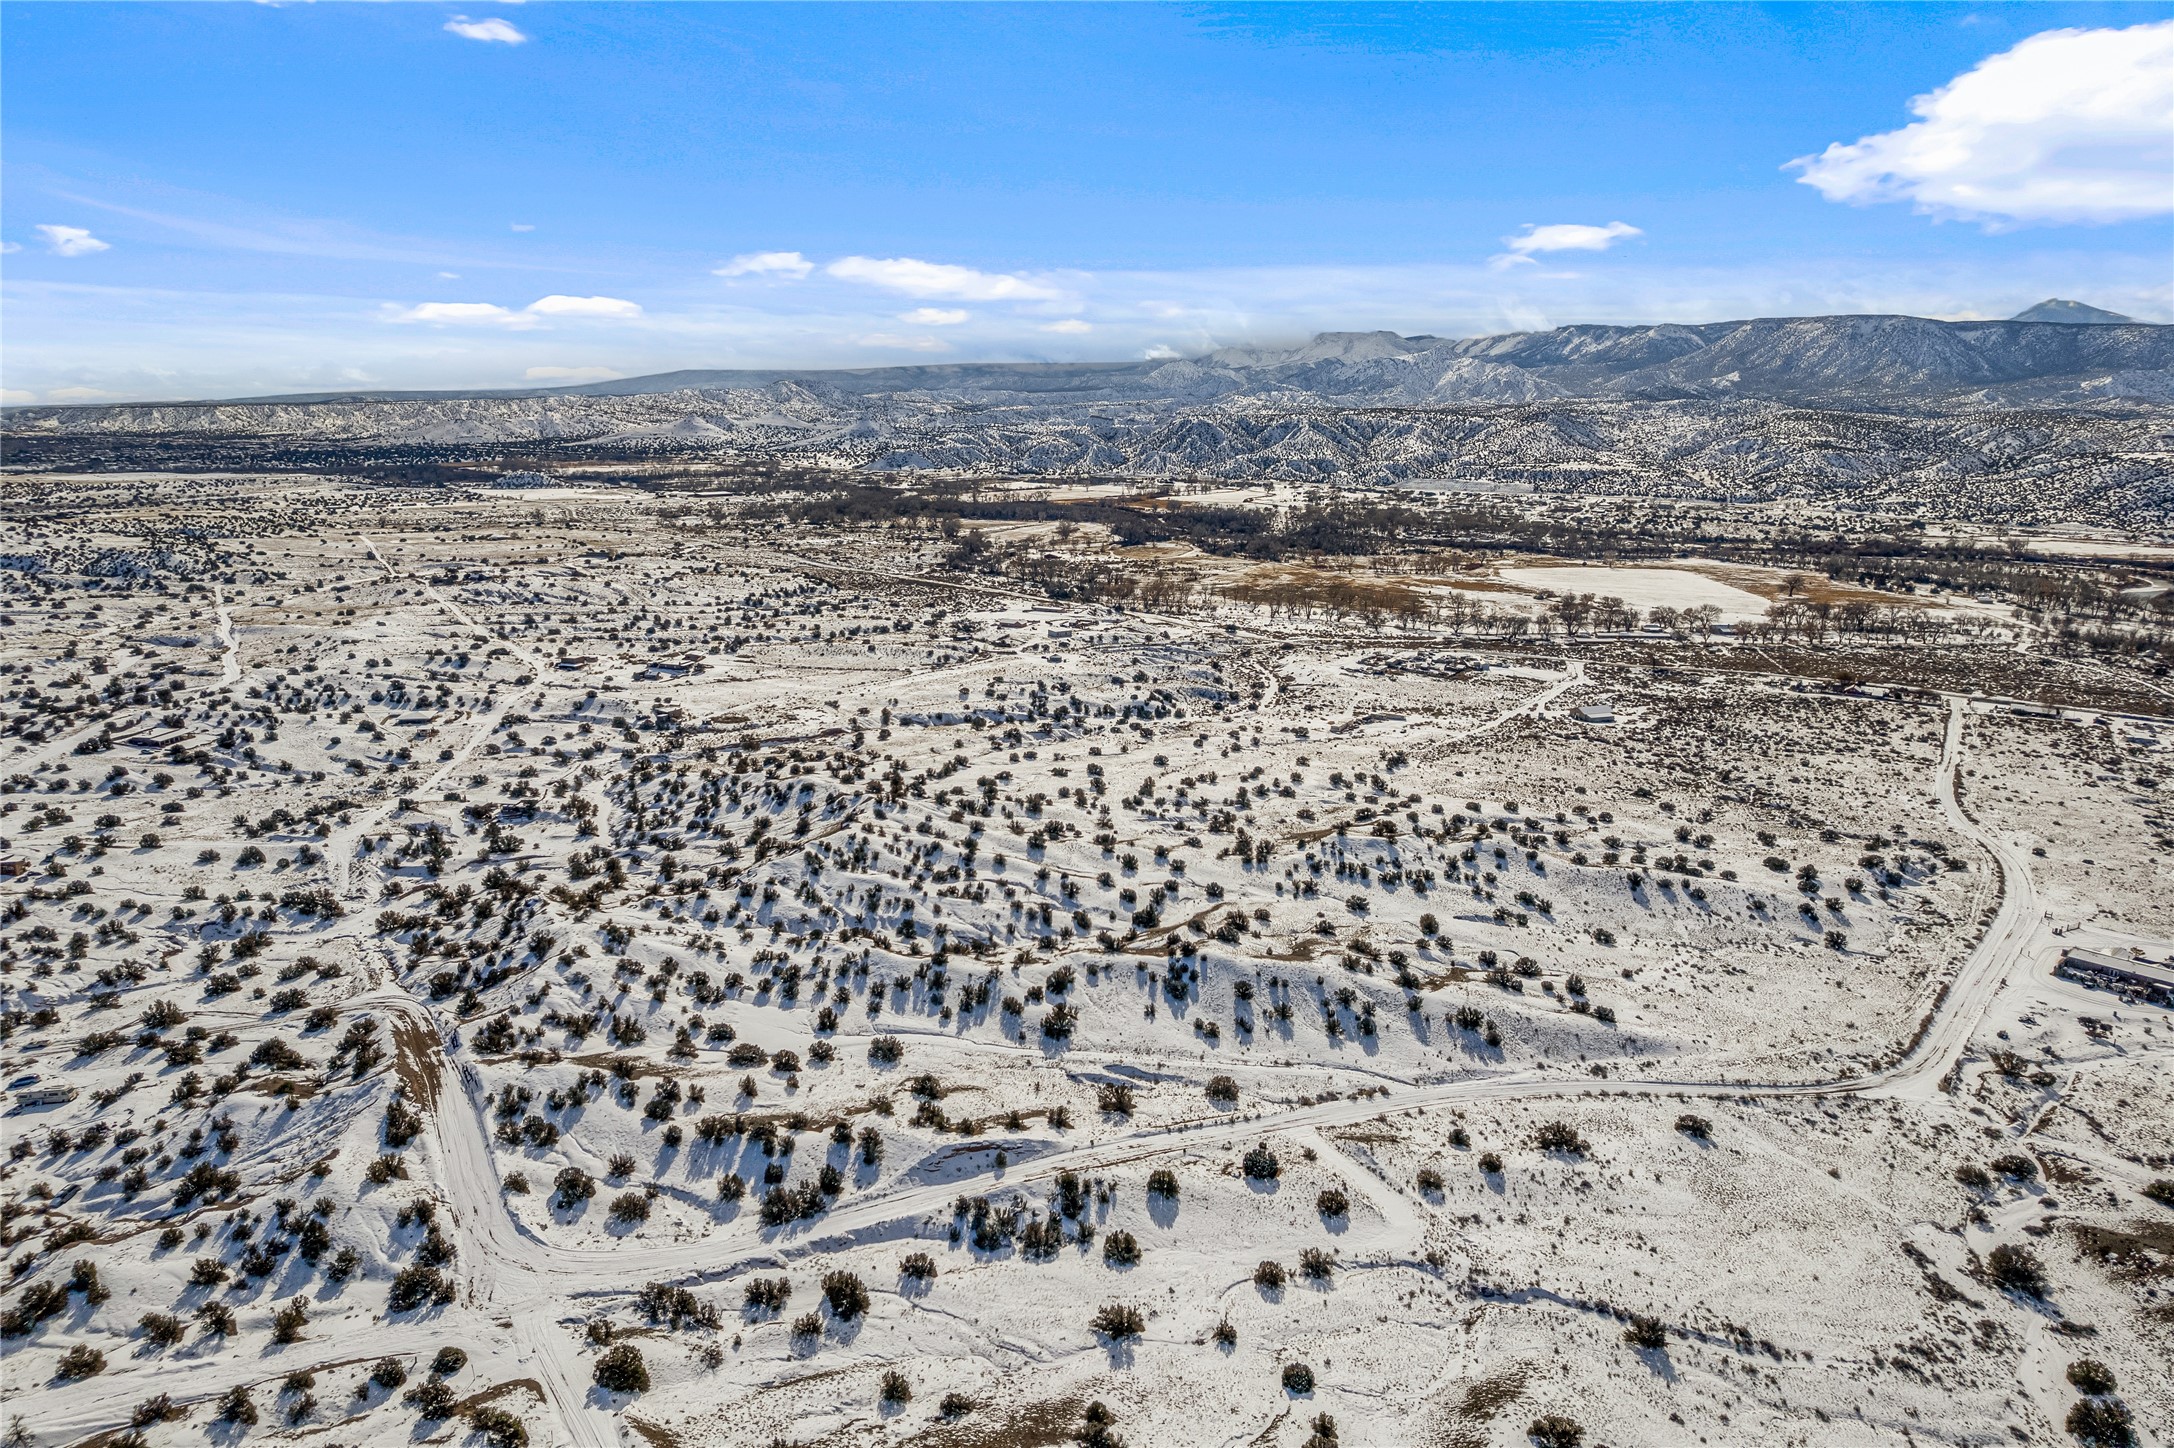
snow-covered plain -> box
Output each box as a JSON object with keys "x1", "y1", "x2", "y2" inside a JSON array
[{"x1": 1, "y1": 475, "x2": 2169, "y2": 1448}]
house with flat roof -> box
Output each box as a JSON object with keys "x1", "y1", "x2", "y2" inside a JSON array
[{"x1": 2058, "y1": 947, "x2": 2174, "y2": 995}]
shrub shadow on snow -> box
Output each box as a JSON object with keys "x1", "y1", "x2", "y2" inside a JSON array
[
  {"x1": 262, "y1": 1256, "x2": 322, "y2": 1303},
  {"x1": 1631, "y1": 1344, "x2": 1679, "y2": 1383}
]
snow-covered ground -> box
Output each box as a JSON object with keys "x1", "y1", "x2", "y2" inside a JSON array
[
  {"x1": 1, "y1": 475, "x2": 2168, "y2": 1448},
  {"x1": 1494, "y1": 565, "x2": 1773, "y2": 621}
]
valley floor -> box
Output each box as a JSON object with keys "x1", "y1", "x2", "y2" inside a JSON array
[{"x1": 1, "y1": 475, "x2": 2169, "y2": 1448}]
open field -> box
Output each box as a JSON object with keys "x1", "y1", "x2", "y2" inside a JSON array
[
  {"x1": 1492, "y1": 566, "x2": 1774, "y2": 622},
  {"x1": 1, "y1": 472, "x2": 2170, "y2": 1448}
]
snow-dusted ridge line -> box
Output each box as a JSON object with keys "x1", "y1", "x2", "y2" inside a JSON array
[
  {"x1": 11, "y1": 318, "x2": 2170, "y2": 525},
  {"x1": 8, "y1": 312, "x2": 2170, "y2": 422}
]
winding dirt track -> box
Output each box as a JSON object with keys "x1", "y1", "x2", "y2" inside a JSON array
[{"x1": 29, "y1": 691, "x2": 2088, "y2": 1448}]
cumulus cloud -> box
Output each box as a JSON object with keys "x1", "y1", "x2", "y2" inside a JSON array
[
  {"x1": 1790, "y1": 21, "x2": 2174, "y2": 226},
  {"x1": 525, "y1": 294, "x2": 642, "y2": 319},
  {"x1": 714, "y1": 250, "x2": 813, "y2": 280},
  {"x1": 445, "y1": 15, "x2": 527, "y2": 44},
  {"x1": 388, "y1": 301, "x2": 521, "y2": 325},
  {"x1": 1040, "y1": 319, "x2": 1093, "y2": 335},
  {"x1": 387, "y1": 296, "x2": 639, "y2": 326},
  {"x1": 0, "y1": 389, "x2": 36, "y2": 405},
  {"x1": 37, "y1": 224, "x2": 111, "y2": 257},
  {"x1": 828, "y1": 255, "x2": 1065, "y2": 302},
  {"x1": 899, "y1": 307, "x2": 970, "y2": 325},
  {"x1": 1142, "y1": 344, "x2": 1183, "y2": 360},
  {"x1": 1492, "y1": 221, "x2": 1641, "y2": 268}
]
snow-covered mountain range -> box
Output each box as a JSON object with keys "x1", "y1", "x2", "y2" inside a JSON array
[{"x1": 6, "y1": 313, "x2": 2170, "y2": 524}]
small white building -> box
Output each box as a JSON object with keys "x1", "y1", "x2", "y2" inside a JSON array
[{"x1": 1572, "y1": 701, "x2": 1616, "y2": 724}]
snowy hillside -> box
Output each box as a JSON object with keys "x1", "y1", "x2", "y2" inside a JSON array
[{"x1": 6, "y1": 313, "x2": 2169, "y2": 525}]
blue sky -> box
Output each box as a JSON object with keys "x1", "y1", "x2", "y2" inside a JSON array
[{"x1": 4, "y1": 2, "x2": 2169, "y2": 402}]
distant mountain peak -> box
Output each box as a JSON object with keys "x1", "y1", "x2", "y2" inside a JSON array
[
  {"x1": 2010, "y1": 298, "x2": 2136, "y2": 325},
  {"x1": 1204, "y1": 331, "x2": 1431, "y2": 368}
]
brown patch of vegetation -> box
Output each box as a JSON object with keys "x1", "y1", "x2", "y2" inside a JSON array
[
  {"x1": 387, "y1": 1011, "x2": 443, "y2": 1110},
  {"x1": 903, "y1": 1393, "x2": 1088, "y2": 1447},
  {"x1": 1222, "y1": 564, "x2": 1429, "y2": 619},
  {"x1": 1329, "y1": 1127, "x2": 1402, "y2": 1145},
  {"x1": 2041, "y1": 1156, "x2": 2092, "y2": 1186},
  {"x1": 627, "y1": 1416, "x2": 687, "y2": 1448},
  {"x1": 1263, "y1": 934, "x2": 1344, "y2": 962},
  {"x1": 1448, "y1": 1364, "x2": 1530, "y2": 1424},
  {"x1": 447, "y1": 1378, "x2": 547, "y2": 1420},
  {"x1": 2071, "y1": 1220, "x2": 2174, "y2": 1283}
]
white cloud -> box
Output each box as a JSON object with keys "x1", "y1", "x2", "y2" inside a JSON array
[
  {"x1": 525, "y1": 366, "x2": 618, "y2": 383},
  {"x1": 46, "y1": 387, "x2": 117, "y2": 402},
  {"x1": 509, "y1": 222, "x2": 535, "y2": 233},
  {"x1": 1040, "y1": 319, "x2": 1093, "y2": 335},
  {"x1": 1493, "y1": 221, "x2": 1642, "y2": 268},
  {"x1": 21, "y1": 248, "x2": 2165, "y2": 401},
  {"x1": 828, "y1": 255, "x2": 1065, "y2": 302},
  {"x1": 37, "y1": 224, "x2": 111, "y2": 257},
  {"x1": 714, "y1": 250, "x2": 813, "y2": 280},
  {"x1": 900, "y1": 307, "x2": 970, "y2": 326},
  {"x1": 0, "y1": 242, "x2": 19, "y2": 255},
  {"x1": 445, "y1": 15, "x2": 527, "y2": 44},
  {"x1": 1142, "y1": 344, "x2": 1183, "y2": 360},
  {"x1": 1790, "y1": 21, "x2": 2174, "y2": 226},
  {"x1": 385, "y1": 296, "x2": 639, "y2": 326},
  {"x1": 0, "y1": 389, "x2": 36, "y2": 405},
  {"x1": 856, "y1": 333, "x2": 952, "y2": 352},
  {"x1": 525, "y1": 294, "x2": 642, "y2": 319},
  {"x1": 387, "y1": 301, "x2": 527, "y2": 326},
  {"x1": 435, "y1": 271, "x2": 461, "y2": 279}
]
